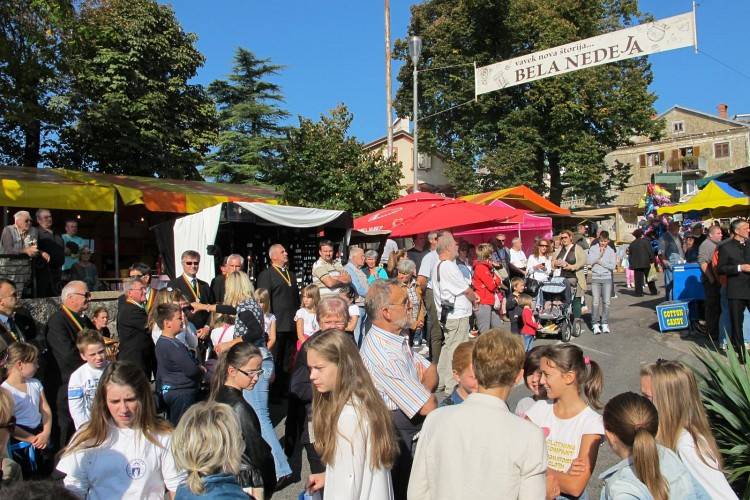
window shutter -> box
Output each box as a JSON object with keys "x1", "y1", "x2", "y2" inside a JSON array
[
  {"x1": 639, "y1": 154, "x2": 646, "y2": 167},
  {"x1": 659, "y1": 151, "x2": 665, "y2": 163},
  {"x1": 693, "y1": 146, "x2": 700, "y2": 156}
]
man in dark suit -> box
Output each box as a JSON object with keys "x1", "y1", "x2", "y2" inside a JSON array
[
  {"x1": 45, "y1": 280, "x2": 92, "y2": 449},
  {"x1": 0, "y1": 278, "x2": 38, "y2": 346},
  {"x1": 628, "y1": 229, "x2": 658, "y2": 297},
  {"x1": 117, "y1": 277, "x2": 153, "y2": 375},
  {"x1": 257, "y1": 244, "x2": 299, "y2": 397},
  {"x1": 169, "y1": 250, "x2": 214, "y2": 361},
  {"x1": 210, "y1": 254, "x2": 244, "y2": 304},
  {"x1": 35, "y1": 209, "x2": 65, "y2": 297},
  {"x1": 717, "y1": 219, "x2": 750, "y2": 363}
]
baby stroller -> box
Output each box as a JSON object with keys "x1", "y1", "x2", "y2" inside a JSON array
[{"x1": 534, "y1": 277, "x2": 580, "y2": 342}]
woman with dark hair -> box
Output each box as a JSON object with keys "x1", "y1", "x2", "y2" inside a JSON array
[
  {"x1": 210, "y1": 342, "x2": 276, "y2": 499},
  {"x1": 526, "y1": 239, "x2": 552, "y2": 283},
  {"x1": 56, "y1": 362, "x2": 184, "y2": 499}
]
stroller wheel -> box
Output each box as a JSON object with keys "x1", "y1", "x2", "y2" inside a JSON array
[
  {"x1": 572, "y1": 319, "x2": 582, "y2": 338},
  {"x1": 560, "y1": 322, "x2": 571, "y2": 343}
]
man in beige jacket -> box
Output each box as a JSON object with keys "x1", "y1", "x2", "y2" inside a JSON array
[{"x1": 407, "y1": 329, "x2": 547, "y2": 500}]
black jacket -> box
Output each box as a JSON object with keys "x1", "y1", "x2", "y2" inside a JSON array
[
  {"x1": 256, "y1": 266, "x2": 299, "y2": 333},
  {"x1": 210, "y1": 274, "x2": 226, "y2": 304},
  {"x1": 116, "y1": 300, "x2": 152, "y2": 374},
  {"x1": 45, "y1": 308, "x2": 92, "y2": 386},
  {"x1": 717, "y1": 238, "x2": 750, "y2": 300},
  {"x1": 628, "y1": 237, "x2": 654, "y2": 270},
  {"x1": 168, "y1": 275, "x2": 214, "y2": 329},
  {"x1": 213, "y1": 385, "x2": 276, "y2": 495}
]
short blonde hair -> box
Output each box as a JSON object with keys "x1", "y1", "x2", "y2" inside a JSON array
[
  {"x1": 475, "y1": 243, "x2": 493, "y2": 262},
  {"x1": 171, "y1": 401, "x2": 243, "y2": 494},
  {"x1": 472, "y1": 328, "x2": 524, "y2": 389}
]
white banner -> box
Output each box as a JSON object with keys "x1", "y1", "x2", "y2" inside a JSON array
[{"x1": 475, "y1": 11, "x2": 696, "y2": 96}]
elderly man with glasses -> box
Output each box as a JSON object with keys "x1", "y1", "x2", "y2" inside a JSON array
[
  {"x1": 1, "y1": 211, "x2": 40, "y2": 257},
  {"x1": 168, "y1": 250, "x2": 214, "y2": 339},
  {"x1": 45, "y1": 280, "x2": 93, "y2": 449},
  {"x1": 117, "y1": 276, "x2": 154, "y2": 377}
]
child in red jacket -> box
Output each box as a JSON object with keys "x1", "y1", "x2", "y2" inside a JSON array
[{"x1": 518, "y1": 294, "x2": 539, "y2": 352}]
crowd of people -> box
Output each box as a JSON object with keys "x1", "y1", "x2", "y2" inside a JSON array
[{"x1": 0, "y1": 217, "x2": 745, "y2": 499}]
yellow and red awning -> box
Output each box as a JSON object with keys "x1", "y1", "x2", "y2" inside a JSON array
[
  {"x1": 460, "y1": 185, "x2": 570, "y2": 215},
  {"x1": 0, "y1": 166, "x2": 278, "y2": 213}
]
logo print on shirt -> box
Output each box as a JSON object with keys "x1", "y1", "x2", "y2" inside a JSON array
[{"x1": 126, "y1": 459, "x2": 147, "y2": 479}]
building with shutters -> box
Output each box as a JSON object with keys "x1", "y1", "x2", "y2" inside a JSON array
[
  {"x1": 604, "y1": 104, "x2": 750, "y2": 206},
  {"x1": 363, "y1": 118, "x2": 452, "y2": 194}
]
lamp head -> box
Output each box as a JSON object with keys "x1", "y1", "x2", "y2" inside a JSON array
[{"x1": 408, "y1": 36, "x2": 423, "y2": 65}]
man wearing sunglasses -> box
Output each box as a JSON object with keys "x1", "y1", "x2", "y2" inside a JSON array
[
  {"x1": 0, "y1": 278, "x2": 38, "y2": 348},
  {"x1": 168, "y1": 250, "x2": 214, "y2": 338},
  {"x1": 45, "y1": 280, "x2": 93, "y2": 450}
]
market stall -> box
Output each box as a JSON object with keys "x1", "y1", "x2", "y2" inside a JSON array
[
  {"x1": 459, "y1": 184, "x2": 571, "y2": 215},
  {"x1": 453, "y1": 200, "x2": 553, "y2": 253},
  {"x1": 153, "y1": 202, "x2": 355, "y2": 286},
  {"x1": 657, "y1": 180, "x2": 750, "y2": 217},
  {"x1": 353, "y1": 192, "x2": 522, "y2": 237}
]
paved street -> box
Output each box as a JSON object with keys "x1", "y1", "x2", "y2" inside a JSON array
[{"x1": 272, "y1": 272, "x2": 714, "y2": 499}]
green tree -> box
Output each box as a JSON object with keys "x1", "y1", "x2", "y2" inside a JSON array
[
  {"x1": 394, "y1": 0, "x2": 662, "y2": 204},
  {"x1": 53, "y1": 0, "x2": 217, "y2": 178},
  {"x1": 205, "y1": 48, "x2": 288, "y2": 184},
  {"x1": 0, "y1": 0, "x2": 73, "y2": 167},
  {"x1": 271, "y1": 104, "x2": 402, "y2": 214}
]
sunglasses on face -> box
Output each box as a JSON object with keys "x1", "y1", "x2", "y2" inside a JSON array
[
  {"x1": 72, "y1": 292, "x2": 91, "y2": 299},
  {"x1": 183, "y1": 261, "x2": 199, "y2": 266}
]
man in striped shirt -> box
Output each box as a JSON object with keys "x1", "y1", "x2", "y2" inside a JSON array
[{"x1": 361, "y1": 279, "x2": 438, "y2": 500}]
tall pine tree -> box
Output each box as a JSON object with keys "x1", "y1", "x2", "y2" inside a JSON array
[
  {"x1": 394, "y1": 0, "x2": 663, "y2": 204},
  {"x1": 205, "y1": 48, "x2": 289, "y2": 184}
]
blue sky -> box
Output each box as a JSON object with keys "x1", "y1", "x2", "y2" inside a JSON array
[{"x1": 166, "y1": 1, "x2": 750, "y2": 142}]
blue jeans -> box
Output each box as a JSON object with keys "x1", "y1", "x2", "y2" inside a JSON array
[
  {"x1": 523, "y1": 334, "x2": 534, "y2": 351},
  {"x1": 354, "y1": 305, "x2": 367, "y2": 347},
  {"x1": 719, "y1": 286, "x2": 750, "y2": 346},
  {"x1": 244, "y1": 350, "x2": 292, "y2": 479},
  {"x1": 162, "y1": 388, "x2": 197, "y2": 427},
  {"x1": 590, "y1": 280, "x2": 612, "y2": 325}
]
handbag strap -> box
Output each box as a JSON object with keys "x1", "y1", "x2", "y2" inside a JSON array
[{"x1": 216, "y1": 324, "x2": 231, "y2": 345}]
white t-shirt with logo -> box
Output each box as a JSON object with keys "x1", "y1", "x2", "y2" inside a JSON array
[
  {"x1": 525, "y1": 400, "x2": 604, "y2": 473},
  {"x1": 57, "y1": 425, "x2": 184, "y2": 499},
  {"x1": 432, "y1": 259, "x2": 472, "y2": 320},
  {"x1": 68, "y1": 363, "x2": 107, "y2": 430},
  {"x1": 2, "y1": 378, "x2": 44, "y2": 429}
]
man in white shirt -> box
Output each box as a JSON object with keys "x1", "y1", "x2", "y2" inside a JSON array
[
  {"x1": 408, "y1": 329, "x2": 547, "y2": 500},
  {"x1": 416, "y1": 231, "x2": 442, "y2": 363},
  {"x1": 509, "y1": 237, "x2": 528, "y2": 277},
  {"x1": 431, "y1": 232, "x2": 478, "y2": 391}
]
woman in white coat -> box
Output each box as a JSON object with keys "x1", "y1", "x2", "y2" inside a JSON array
[{"x1": 305, "y1": 329, "x2": 397, "y2": 500}]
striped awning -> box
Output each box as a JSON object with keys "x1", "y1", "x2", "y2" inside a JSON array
[{"x1": 0, "y1": 166, "x2": 278, "y2": 213}]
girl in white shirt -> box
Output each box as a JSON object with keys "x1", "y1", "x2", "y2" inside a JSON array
[
  {"x1": 57, "y1": 361, "x2": 184, "y2": 499},
  {"x1": 295, "y1": 285, "x2": 320, "y2": 351},
  {"x1": 2, "y1": 342, "x2": 52, "y2": 477},
  {"x1": 305, "y1": 329, "x2": 397, "y2": 500},
  {"x1": 640, "y1": 360, "x2": 738, "y2": 500},
  {"x1": 526, "y1": 344, "x2": 605, "y2": 499},
  {"x1": 255, "y1": 288, "x2": 277, "y2": 351}
]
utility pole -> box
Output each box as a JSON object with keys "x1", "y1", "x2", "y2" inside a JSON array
[{"x1": 385, "y1": 0, "x2": 393, "y2": 159}]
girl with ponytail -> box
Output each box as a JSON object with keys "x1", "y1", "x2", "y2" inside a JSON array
[
  {"x1": 172, "y1": 401, "x2": 246, "y2": 499},
  {"x1": 600, "y1": 392, "x2": 709, "y2": 500},
  {"x1": 525, "y1": 344, "x2": 605, "y2": 498},
  {"x1": 210, "y1": 343, "x2": 276, "y2": 499}
]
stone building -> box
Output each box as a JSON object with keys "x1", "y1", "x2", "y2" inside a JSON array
[
  {"x1": 605, "y1": 104, "x2": 750, "y2": 206},
  {"x1": 363, "y1": 118, "x2": 451, "y2": 194}
]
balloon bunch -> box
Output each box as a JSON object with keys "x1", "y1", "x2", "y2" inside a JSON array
[{"x1": 638, "y1": 184, "x2": 672, "y2": 242}]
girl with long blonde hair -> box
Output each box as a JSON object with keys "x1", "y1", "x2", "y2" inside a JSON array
[
  {"x1": 306, "y1": 329, "x2": 397, "y2": 499},
  {"x1": 600, "y1": 392, "x2": 709, "y2": 500},
  {"x1": 56, "y1": 362, "x2": 183, "y2": 499},
  {"x1": 640, "y1": 360, "x2": 737, "y2": 499}
]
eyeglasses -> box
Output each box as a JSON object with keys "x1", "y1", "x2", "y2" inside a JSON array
[
  {"x1": 0, "y1": 416, "x2": 15, "y2": 432},
  {"x1": 234, "y1": 366, "x2": 264, "y2": 378},
  {"x1": 72, "y1": 292, "x2": 91, "y2": 299},
  {"x1": 183, "y1": 261, "x2": 200, "y2": 266},
  {"x1": 539, "y1": 244, "x2": 549, "y2": 247}
]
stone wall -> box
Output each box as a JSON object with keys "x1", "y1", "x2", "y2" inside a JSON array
[{"x1": 19, "y1": 291, "x2": 121, "y2": 338}]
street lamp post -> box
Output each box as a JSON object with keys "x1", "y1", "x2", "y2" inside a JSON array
[{"x1": 408, "y1": 35, "x2": 422, "y2": 193}]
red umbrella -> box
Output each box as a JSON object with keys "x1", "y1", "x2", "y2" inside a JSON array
[{"x1": 354, "y1": 192, "x2": 522, "y2": 237}]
